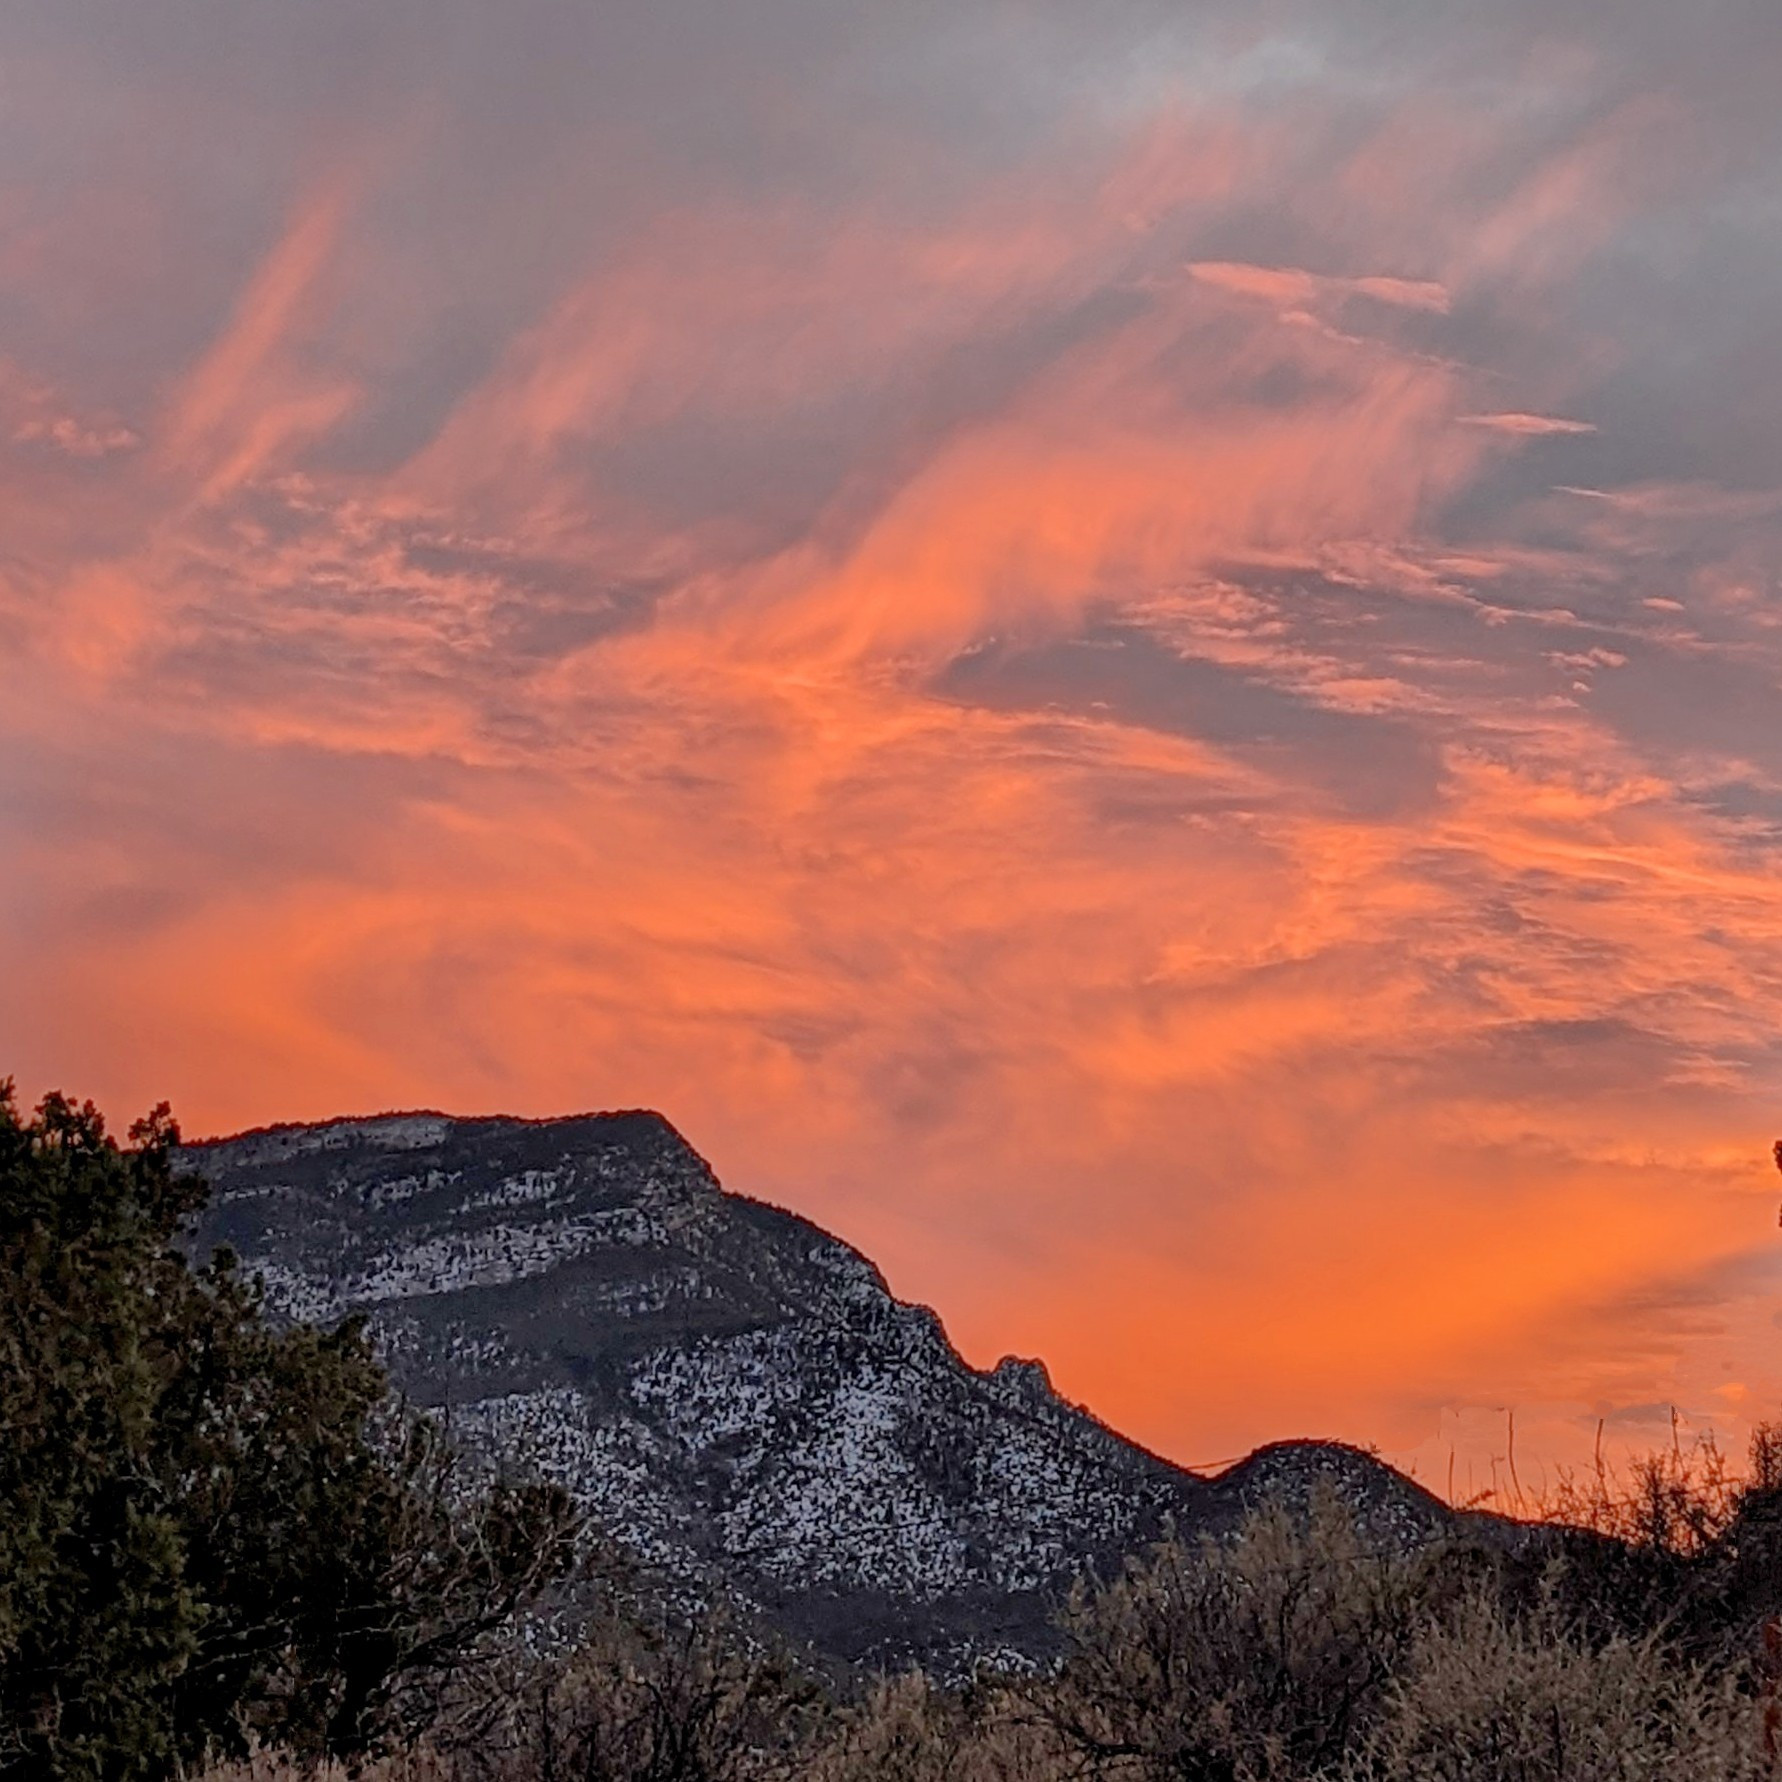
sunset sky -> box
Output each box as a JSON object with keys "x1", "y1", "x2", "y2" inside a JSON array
[{"x1": 4, "y1": 0, "x2": 1782, "y2": 1497}]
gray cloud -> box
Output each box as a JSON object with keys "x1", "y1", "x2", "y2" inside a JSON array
[{"x1": 3, "y1": 0, "x2": 1781, "y2": 1474}]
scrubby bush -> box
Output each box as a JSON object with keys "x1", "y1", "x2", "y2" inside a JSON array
[
  {"x1": 189, "y1": 1462, "x2": 1782, "y2": 1782},
  {"x1": 1029, "y1": 1472, "x2": 1782, "y2": 1780},
  {"x1": 801, "y1": 1670, "x2": 1060, "y2": 1782},
  {"x1": 1037, "y1": 1491, "x2": 1439, "y2": 1780},
  {"x1": 1506, "y1": 1425, "x2": 1782, "y2": 1681},
  {"x1": 1361, "y1": 1587, "x2": 1774, "y2": 1782},
  {"x1": 450, "y1": 1607, "x2": 820, "y2": 1782}
]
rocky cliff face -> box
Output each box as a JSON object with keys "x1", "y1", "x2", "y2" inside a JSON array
[{"x1": 179, "y1": 1110, "x2": 1454, "y2": 1669}]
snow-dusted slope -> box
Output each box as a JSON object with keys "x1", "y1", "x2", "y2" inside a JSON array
[{"x1": 179, "y1": 1110, "x2": 1453, "y2": 1667}]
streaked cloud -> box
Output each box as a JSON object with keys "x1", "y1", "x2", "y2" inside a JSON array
[
  {"x1": 1461, "y1": 412, "x2": 1598, "y2": 436},
  {"x1": 2, "y1": 0, "x2": 1781, "y2": 1492}
]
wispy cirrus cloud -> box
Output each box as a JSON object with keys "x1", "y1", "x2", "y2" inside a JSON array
[
  {"x1": 1462, "y1": 412, "x2": 1598, "y2": 436},
  {"x1": 2, "y1": 0, "x2": 1782, "y2": 1490},
  {"x1": 1187, "y1": 260, "x2": 1451, "y2": 316}
]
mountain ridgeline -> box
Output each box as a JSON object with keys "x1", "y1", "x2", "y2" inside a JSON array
[{"x1": 179, "y1": 1110, "x2": 1454, "y2": 1670}]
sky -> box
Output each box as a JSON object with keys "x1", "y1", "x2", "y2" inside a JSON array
[{"x1": 4, "y1": 0, "x2": 1782, "y2": 1500}]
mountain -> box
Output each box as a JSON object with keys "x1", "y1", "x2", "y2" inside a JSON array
[{"x1": 178, "y1": 1109, "x2": 1456, "y2": 1670}]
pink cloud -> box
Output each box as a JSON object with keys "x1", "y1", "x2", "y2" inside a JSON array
[
  {"x1": 12, "y1": 415, "x2": 140, "y2": 458},
  {"x1": 161, "y1": 179, "x2": 359, "y2": 501},
  {"x1": 1460, "y1": 411, "x2": 1598, "y2": 436},
  {"x1": 1188, "y1": 259, "x2": 1451, "y2": 315}
]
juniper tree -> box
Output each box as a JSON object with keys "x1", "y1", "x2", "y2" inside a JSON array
[{"x1": 0, "y1": 1082, "x2": 577, "y2": 1779}]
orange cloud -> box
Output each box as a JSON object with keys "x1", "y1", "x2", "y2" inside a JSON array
[
  {"x1": 4, "y1": 26, "x2": 1782, "y2": 1502},
  {"x1": 162, "y1": 179, "x2": 359, "y2": 501}
]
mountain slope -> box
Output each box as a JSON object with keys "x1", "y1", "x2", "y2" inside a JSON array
[{"x1": 179, "y1": 1110, "x2": 1454, "y2": 1668}]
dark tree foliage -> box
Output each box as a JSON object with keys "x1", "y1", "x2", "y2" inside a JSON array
[{"x1": 0, "y1": 1083, "x2": 579, "y2": 1780}]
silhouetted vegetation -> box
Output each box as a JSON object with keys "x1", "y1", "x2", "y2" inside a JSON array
[
  {"x1": 188, "y1": 1443, "x2": 1782, "y2": 1782},
  {"x1": 0, "y1": 1084, "x2": 577, "y2": 1778},
  {"x1": 10, "y1": 1083, "x2": 1782, "y2": 1780}
]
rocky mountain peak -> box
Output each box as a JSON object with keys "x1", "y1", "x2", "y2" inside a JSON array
[{"x1": 178, "y1": 1108, "x2": 1457, "y2": 1670}]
